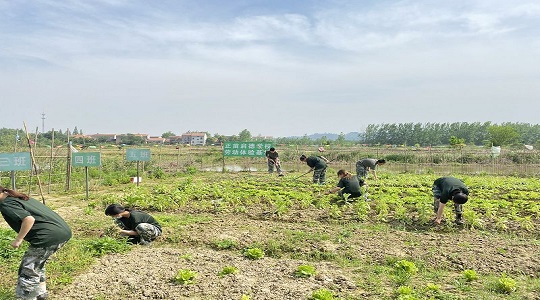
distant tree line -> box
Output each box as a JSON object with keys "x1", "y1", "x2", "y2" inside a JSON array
[
  {"x1": 1, "y1": 122, "x2": 539, "y2": 149},
  {"x1": 362, "y1": 122, "x2": 539, "y2": 147}
]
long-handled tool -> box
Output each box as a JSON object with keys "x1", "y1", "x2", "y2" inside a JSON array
[
  {"x1": 363, "y1": 184, "x2": 371, "y2": 201},
  {"x1": 270, "y1": 158, "x2": 283, "y2": 176},
  {"x1": 293, "y1": 169, "x2": 313, "y2": 180}
]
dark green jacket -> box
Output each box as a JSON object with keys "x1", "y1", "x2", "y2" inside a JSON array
[
  {"x1": 0, "y1": 197, "x2": 72, "y2": 247},
  {"x1": 305, "y1": 156, "x2": 327, "y2": 170},
  {"x1": 115, "y1": 210, "x2": 161, "y2": 231},
  {"x1": 433, "y1": 177, "x2": 469, "y2": 203},
  {"x1": 337, "y1": 176, "x2": 361, "y2": 194}
]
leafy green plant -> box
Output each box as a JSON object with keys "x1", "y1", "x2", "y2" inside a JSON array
[
  {"x1": 492, "y1": 273, "x2": 517, "y2": 294},
  {"x1": 213, "y1": 239, "x2": 237, "y2": 250},
  {"x1": 462, "y1": 269, "x2": 479, "y2": 282},
  {"x1": 173, "y1": 269, "x2": 197, "y2": 285},
  {"x1": 294, "y1": 264, "x2": 317, "y2": 278},
  {"x1": 85, "y1": 237, "x2": 131, "y2": 257},
  {"x1": 218, "y1": 266, "x2": 238, "y2": 277},
  {"x1": 394, "y1": 260, "x2": 418, "y2": 275},
  {"x1": 392, "y1": 259, "x2": 418, "y2": 285},
  {"x1": 243, "y1": 247, "x2": 264, "y2": 260},
  {"x1": 180, "y1": 253, "x2": 193, "y2": 261},
  {"x1": 396, "y1": 285, "x2": 418, "y2": 299},
  {"x1": 309, "y1": 288, "x2": 334, "y2": 300}
]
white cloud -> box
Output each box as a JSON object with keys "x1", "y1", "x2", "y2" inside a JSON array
[{"x1": 1, "y1": 1, "x2": 539, "y2": 136}]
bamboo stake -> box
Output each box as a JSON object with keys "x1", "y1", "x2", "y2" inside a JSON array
[
  {"x1": 23, "y1": 122, "x2": 45, "y2": 204},
  {"x1": 48, "y1": 129, "x2": 55, "y2": 194}
]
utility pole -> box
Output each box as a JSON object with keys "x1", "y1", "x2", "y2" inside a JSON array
[{"x1": 41, "y1": 112, "x2": 46, "y2": 133}]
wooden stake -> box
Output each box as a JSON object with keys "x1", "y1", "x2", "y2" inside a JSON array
[{"x1": 23, "y1": 122, "x2": 45, "y2": 204}]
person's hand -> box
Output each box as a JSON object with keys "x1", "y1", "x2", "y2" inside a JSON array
[{"x1": 11, "y1": 238, "x2": 23, "y2": 248}]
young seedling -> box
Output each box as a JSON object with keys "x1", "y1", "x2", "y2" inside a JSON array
[
  {"x1": 218, "y1": 266, "x2": 238, "y2": 277},
  {"x1": 462, "y1": 269, "x2": 479, "y2": 282},
  {"x1": 213, "y1": 239, "x2": 237, "y2": 250},
  {"x1": 243, "y1": 247, "x2": 264, "y2": 260},
  {"x1": 294, "y1": 264, "x2": 317, "y2": 278},
  {"x1": 492, "y1": 273, "x2": 517, "y2": 294},
  {"x1": 309, "y1": 288, "x2": 335, "y2": 300},
  {"x1": 173, "y1": 269, "x2": 197, "y2": 285}
]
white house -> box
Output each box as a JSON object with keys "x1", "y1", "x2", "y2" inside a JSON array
[{"x1": 180, "y1": 132, "x2": 207, "y2": 145}]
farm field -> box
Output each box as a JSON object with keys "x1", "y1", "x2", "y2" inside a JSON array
[{"x1": 1, "y1": 170, "x2": 540, "y2": 300}]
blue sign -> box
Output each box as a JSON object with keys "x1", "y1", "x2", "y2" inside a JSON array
[
  {"x1": 72, "y1": 152, "x2": 102, "y2": 167},
  {"x1": 0, "y1": 152, "x2": 32, "y2": 171},
  {"x1": 126, "y1": 149, "x2": 151, "y2": 161}
]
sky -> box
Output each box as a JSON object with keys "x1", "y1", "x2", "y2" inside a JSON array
[{"x1": 1, "y1": 0, "x2": 539, "y2": 138}]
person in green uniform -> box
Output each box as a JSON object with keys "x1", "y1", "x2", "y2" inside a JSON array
[
  {"x1": 432, "y1": 177, "x2": 469, "y2": 225},
  {"x1": 0, "y1": 186, "x2": 72, "y2": 300},
  {"x1": 300, "y1": 154, "x2": 329, "y2": 184},
  {"x1": 356, "y1": 158, "x2": 386, "y2": 180},
  {"x1": 105, "y1": 204, "x2": 162, "y2": 245},
  {"x1": 265, "y1": 147, "x2": 284, "y2": 176},
  {"x1": 325, "y1": 169, "x2": 363, "y2": 200}
]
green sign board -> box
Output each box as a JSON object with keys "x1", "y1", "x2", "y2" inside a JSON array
[
  {"x1": 0, "y1": 152, "x2": 32, "y2": 171},
  {"x1": 223, "y1": 142, "x2": 273, "y2": 157},
  {"x1": 126, "y1": 149, "x2": 151, "y2": 161},
  {"x1": 72, "y1": 152, "x2": 102, "y2": 167}
]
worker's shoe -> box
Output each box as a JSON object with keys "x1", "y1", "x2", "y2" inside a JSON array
[
  {"x1": 455, "y1": 214, "x2": 465, "y2": 225},
  {"x1": 37, "y1": 293, "x2": 49, "y2": 300}
]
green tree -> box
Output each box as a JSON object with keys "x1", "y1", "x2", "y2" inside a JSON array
[
  {"x1": 238, "y1": 129, "x2": 252, "y2": 141},
  {"x1": 318, "y1": 136, "x2": 328, "y2": 146},
  {"x1": 119, "y1": 134, "x2": 145, "y2": 145},
  {"x1": 449, "y1": 136, "x2": 466, "y2": 148},
  {"x1": 161, "y1": 131, "x2": 176, "y2": 138},
  {"x1": 336, "y1": 132, "x2": 346, "y2": 146},
  {"x1": 488, "y1": 125, "x2": 521, "y2": 146}
]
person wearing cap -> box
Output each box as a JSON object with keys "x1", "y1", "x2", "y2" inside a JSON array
[
  {"x1": 299, "y1": 154, "x2": 329, "y2": 185},
  {"x1": 432, "y1": 177, "x2": 469, "y2": 225},
  {"x1": 265, "y1": 147, "x2": 284, "y2": 176},
  {"x1": 0, "y1": 186, "x2": 72, "y2": 300},
  {"x1": 104, "y1": 204, "x2": 162, "y2": 245},
  {"x1": 356, "y1": 158, "x2": 386, "y2": 181},
  {"x1": 325, "y1": 169, "x2": 363, "y2": 201}
]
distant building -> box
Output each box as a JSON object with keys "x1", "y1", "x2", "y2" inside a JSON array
[
  {"x1": 90, "y1": 134, "x2": 117, "y2": 143},
  {"x1": 180, "y1": 132, "x2": 207, "y2": 146},
  {"x1": 147, "y1": 136, "x2": 167, "y2": 144},
  {"x1": 71, "y1": 134, "x2": 94, "y2": 140}
]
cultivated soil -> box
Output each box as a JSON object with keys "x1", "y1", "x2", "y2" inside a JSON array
[{"x1": 50, "y1": 211, "x2": 540, "y2": 300}]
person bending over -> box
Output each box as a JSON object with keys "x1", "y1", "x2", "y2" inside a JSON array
[{"x1": 105, "y1": 204, "x2": 162, "y2": 245}]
